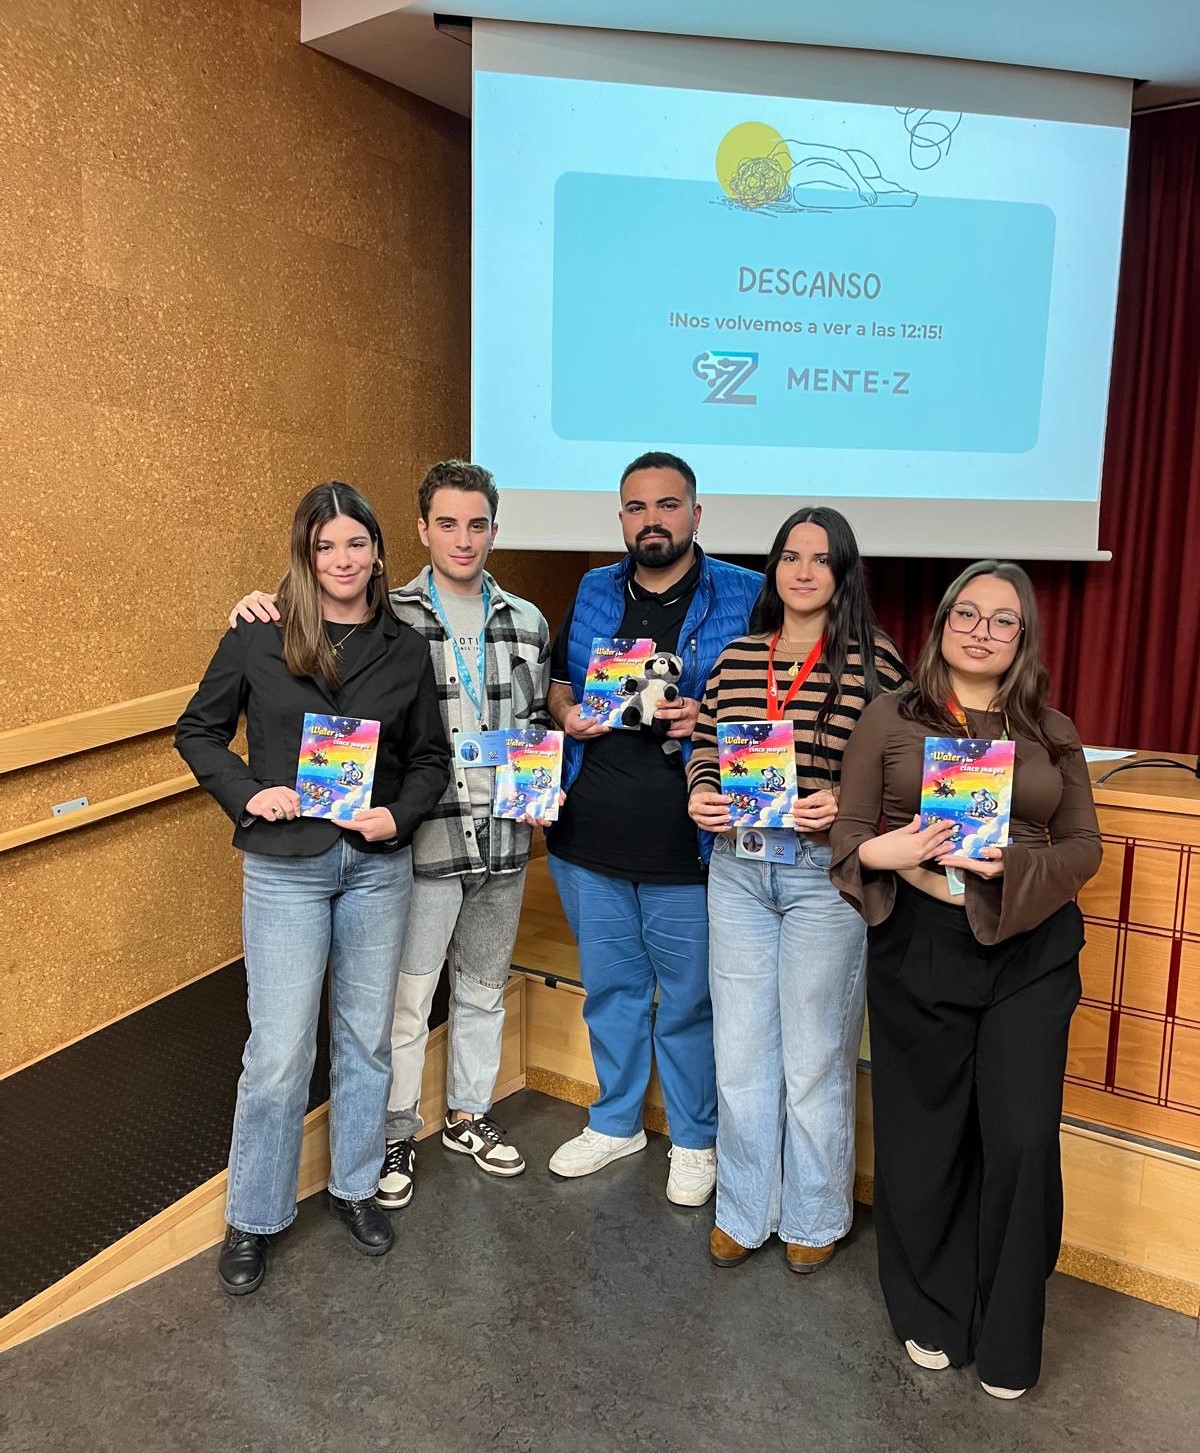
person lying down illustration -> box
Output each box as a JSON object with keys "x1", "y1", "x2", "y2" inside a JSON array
[{"x1": 730, "y1": 141, "x2": 918, "y2": 211}]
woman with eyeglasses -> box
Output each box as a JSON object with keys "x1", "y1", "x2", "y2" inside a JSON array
[{"x1": 830, "y1": 561, "x2": 1101, "y2": 1400}]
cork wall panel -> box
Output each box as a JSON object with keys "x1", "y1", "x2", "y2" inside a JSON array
[
  {"x1": 0, "y1": 2, "x2": 479, "y2": 724},
  {"x1": 1, "y1": 793, "x2": 243, "y2": 1071},
  {"x1": 0, "y1": 0, "x2": 585, "y2": 1071}
]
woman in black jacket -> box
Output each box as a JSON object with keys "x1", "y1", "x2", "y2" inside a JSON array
[{"x1": 176, "y1": 481, "x2": 449, "y2": 1295}]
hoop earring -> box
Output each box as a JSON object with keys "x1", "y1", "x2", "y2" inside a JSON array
[{"x1": 373, "y1": 559, "x2": 384, "y2": 575}]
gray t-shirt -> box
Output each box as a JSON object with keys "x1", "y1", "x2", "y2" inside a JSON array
[{"x1": 438, "y1": 588, "x2": 492, "y2": 814}]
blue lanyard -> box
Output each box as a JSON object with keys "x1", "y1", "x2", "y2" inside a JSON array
[{"x1": 429, "y1": 576, "x2": 490, "y2": 725}]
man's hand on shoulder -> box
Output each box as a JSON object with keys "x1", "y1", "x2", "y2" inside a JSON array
[{"x1": 229, "y1": 591, "x2": 280, "y2": 629}]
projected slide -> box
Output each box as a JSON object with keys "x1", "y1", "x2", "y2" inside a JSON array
[
  {"x1": 473, "y1": 71, "x2": 1128, "y2": 506},
  {"x1": 554, "y1": 171, "x2": 1052, "y2": 453}
]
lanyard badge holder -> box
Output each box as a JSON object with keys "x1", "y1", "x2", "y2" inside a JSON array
[
  {"x1": 431, "y1": 577, "x2": 499, "y2": 780},
  {"x1": 736, "y1": 827, "x2": 797, "y2": 864},
  {"x1": 430, "y1": 576, "x2": 490, "y2": 728}
]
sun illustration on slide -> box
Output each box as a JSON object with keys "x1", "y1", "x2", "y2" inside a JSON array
[
  {"x1": 716, "y1": 121, "x2": 794, "y2": 207},
  {"x1": 716, "y1": 120, "x2": 918, "y2": 214}
]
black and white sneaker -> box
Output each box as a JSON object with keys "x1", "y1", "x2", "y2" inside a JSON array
[
  {"x1": 377, "y1": 1138, "x2": 416, "y2": 1209},
  {"x1": 442, "y1": 1114, "x2": 526, "y2": 1177}
]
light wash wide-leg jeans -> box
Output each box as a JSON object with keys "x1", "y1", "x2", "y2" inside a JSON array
[
  {"x1": 707, "y1": 835, "x2": 866, "y2": 1249},
  {"x1": 227, "y1": 838, "x2": 413, "y2": 1234}
]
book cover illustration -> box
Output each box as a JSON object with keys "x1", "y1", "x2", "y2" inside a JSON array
[
  {"x1": 920, "y1": 736, "x2": 1016, "y2": 857},
  {"x1": 717, "y1": 720, "x2": 798, "y2": 829},
  {"x1": 296, "y1": 713, "x2": 381, "y2": 822},
  {"x1": 580, "y1": 637, "x2": 658, "y2": 729},
  {"x1": 492, "y1": 727, "x2": 564, "y2": 823}
]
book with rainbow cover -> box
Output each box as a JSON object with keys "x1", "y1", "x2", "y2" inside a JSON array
[
  {"x1": 581, "y1": 637, "x2": 657, "y2": 729},
  {"x1": 920, "y1": 737, "x2": 1016, "y2": 857},
  {"x1": 295, "y1": 713, "x2": 380, "y2": 822},
  {"x1": 492, "y1": 727, "x2": 564, "y2": 823},
  {"x1": 717, "y1": 720, "x2": 797, "y2": 829}
]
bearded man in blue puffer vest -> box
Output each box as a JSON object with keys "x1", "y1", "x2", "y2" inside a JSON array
[{"x1": 545, "y1": 451, "x2": 763, "y2": 1207}]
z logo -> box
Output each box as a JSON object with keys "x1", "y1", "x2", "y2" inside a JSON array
[{"x1": 693, "y1": 350, "x2": 759, "y2": 405}]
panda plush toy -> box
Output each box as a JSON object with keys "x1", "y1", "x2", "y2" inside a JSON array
[{"x1": 618, "y1": 652, "x2": 685, "y2": 754}]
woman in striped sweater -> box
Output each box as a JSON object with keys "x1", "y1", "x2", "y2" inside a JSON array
[{"x1": 687, "y1": 507, "x2": 907, "y2": 1271}]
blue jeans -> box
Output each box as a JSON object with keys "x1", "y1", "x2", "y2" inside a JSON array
[
  {"x1": 548, "y1": 855, "x2": 714, "y2": 1148},
  {"x1": 228, "y1": 840, "x2": 413, "y2": 1234},
  {"x1": 386, "y1": 833, "x2": 527, "y2": 1139},
  {"x1": 708, "y1": 836, "x2": 866, "y2": 1248}
]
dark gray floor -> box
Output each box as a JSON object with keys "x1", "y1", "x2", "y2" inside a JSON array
[{"x1": 2, "y1": 1091, "x2": 1196, "y2": 1453}]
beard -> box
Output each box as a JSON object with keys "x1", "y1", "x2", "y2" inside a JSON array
[{"x1": 630, "y1": 530, "x2": 692, "y2": 569}]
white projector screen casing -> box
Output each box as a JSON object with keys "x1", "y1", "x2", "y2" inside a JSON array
[{"x1": 472, "y1": 21, "x2": 1131, "y2": 559}]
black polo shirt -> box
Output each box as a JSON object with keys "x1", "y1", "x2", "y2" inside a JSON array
[{"x1": 547, "y1": 554, "x2": 705, "y2": 885}]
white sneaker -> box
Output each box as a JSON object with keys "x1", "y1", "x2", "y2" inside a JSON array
[
  {"x1": 980, "y1": 1382, "x2": 1027, "y2": 1400},
  {"x1": 666, "y1": 1145, "x2": 717, "y2": 1206},
  {"x1": 905, "y1": 1340, "x2": 950, "y2": 1371},
  {"x1": 548, "y1": 1126, "x2": 647, "y2": 1178}
]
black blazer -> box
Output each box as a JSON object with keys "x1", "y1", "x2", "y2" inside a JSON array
[{"x1": 175, "y1": 613, "x2": 450, "y2": 856}]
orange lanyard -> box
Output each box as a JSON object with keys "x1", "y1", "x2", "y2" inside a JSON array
[
  {"x1": 767, "y1": 633, "x2": 824, "y2": 722},
  {"x1": 947, "y1": 698, "x2": 1010, "y2": 739}
]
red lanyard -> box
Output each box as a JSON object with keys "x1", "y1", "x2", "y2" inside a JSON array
[{"x1": 766, "y1": 633, "x2": 824, "y2": 721}]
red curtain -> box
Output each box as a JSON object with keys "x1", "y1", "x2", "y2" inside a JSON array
[{"x1": 867, "y1": 105, "x2": 1200, "y2": 755}]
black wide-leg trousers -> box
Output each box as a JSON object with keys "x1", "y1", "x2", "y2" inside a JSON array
[{"x1": 866, "y1": 880, "x2": 1083, "y2": 1390}]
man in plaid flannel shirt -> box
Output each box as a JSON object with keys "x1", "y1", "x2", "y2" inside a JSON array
[{"x1": 227, "y1": 460, "x2": 550, "y2": 1205}]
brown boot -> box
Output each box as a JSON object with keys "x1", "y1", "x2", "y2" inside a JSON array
[
  {"x1": 786, "y1": 1241, "x2": 836, "y2": 1274},
  {"x1": 710, "y1": 1226, "x2": 752, "y2": 1267}
]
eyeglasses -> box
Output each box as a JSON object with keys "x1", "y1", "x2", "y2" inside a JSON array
[{"x1": 945, "y1": 601, "x2": 1024, "y2": 643}]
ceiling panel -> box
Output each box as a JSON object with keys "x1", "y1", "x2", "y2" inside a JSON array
[{"x1": 301, "y1": 0, "x2": 1200, "y2": 114}]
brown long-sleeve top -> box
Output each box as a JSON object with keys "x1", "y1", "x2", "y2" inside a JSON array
[
  {"x1": 687, "y1": 631, "x2": 910, "y2": 806},
  {"x1": 829, "y1": 691, "x2": 1102, "y2": 944}
]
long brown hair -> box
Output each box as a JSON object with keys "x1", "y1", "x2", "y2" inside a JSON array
[
  {"x1": 276, "y1": 482, "x2": 395, "y2": 687},
  {"x1": 749, "y1": 505, "x2": 891, "y2": 746},
  {"x1": 899, "y1": 560, "x2": 1068, "y2": 761}
]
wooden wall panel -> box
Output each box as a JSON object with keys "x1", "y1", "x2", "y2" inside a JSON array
[
  {"x1": 0, "y1": 0, "x2": 585, "y2": 1072},
  {"x1": 1064, "y1": 773, "x2": 1200, "y2": 1149}
]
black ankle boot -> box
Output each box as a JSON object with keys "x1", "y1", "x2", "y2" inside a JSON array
[
  {"x1": 329, "y1": 1194, "x2": 394, "y2": 1255},
  {"x1": 217, "y1": 1226, "x2": 269, "y2": 1295}
]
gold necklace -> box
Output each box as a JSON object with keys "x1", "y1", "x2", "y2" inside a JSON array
[
  {"x1": 329, "y1": 617, "x2": 367, "y2": 652},
  {"x1": 777, "y1": 639, "x2": 819, "y2": 678}
]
